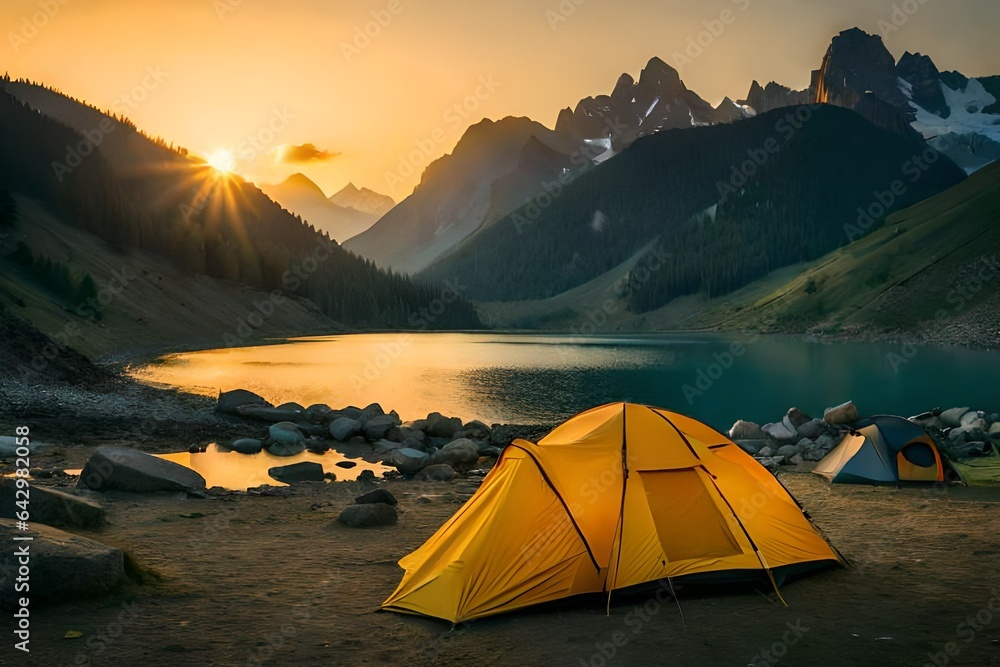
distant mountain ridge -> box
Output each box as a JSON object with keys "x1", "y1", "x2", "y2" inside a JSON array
[
  {"x1": 259, "y1": 174, "x2": 382, "y2": 243},
  {"x1": 329, "y1": 182, "x2": 395, "y2": 218}
]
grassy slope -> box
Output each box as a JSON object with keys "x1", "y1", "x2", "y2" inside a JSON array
[{"x1": 680, "y1": 160, "x2": 1000, "y2": 341}]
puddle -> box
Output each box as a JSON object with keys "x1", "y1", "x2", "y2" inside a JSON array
[{"x1": 155, "y1": 444, "x2": 392, "y2": 491}]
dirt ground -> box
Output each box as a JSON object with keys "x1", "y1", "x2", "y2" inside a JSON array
[{"x1": 11, "y1": 458, "x2": 1000, "y2": 667}]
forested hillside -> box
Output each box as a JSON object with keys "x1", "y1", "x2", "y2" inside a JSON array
[
  {"x1": 0, "y1": 87, "x2": 480, "y2": 329},
  {"x1": 422, "y1": 105, "x2": 965, "y2": 310}
]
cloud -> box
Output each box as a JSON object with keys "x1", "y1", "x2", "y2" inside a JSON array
[{"x1": 275, "y1": 143, "x2": 340, "y2": 163}]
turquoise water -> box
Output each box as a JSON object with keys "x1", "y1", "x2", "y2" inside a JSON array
[{"x1": 133, "y1": 333, "x2": 1000, "y2": 431}]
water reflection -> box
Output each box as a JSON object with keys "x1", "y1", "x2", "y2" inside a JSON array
[
  {"x1": 157, "y1": 444, "x2": 391, "y2": 491},
  {"x1": 130, "y1": 333, "x2": 1000, "y2": 430}
]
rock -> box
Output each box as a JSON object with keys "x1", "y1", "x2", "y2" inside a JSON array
[
  {"x1": 426, "y1": 412, "x2": 464, "y2": 439},
  {"x1": 305, "y1": 439, "x2": 331, "y2": 454},
  {"x1": 823, "y1": 401, "x2": 860, "y2": 425},
  {"x1": 373, "y1": 439, "x2": 403, "y2": 455},
  {"x1": 776, "y1": 444, "x2": 798, "y2": 461},
  {"x1": 457, "y1": 420, "x2": 491, "y2": 440},
  {"x1": 0, "y1": 480, "x2": 105, "y2": 530},
  {"x1": 429, "y1": 438, "x2": 480, "y2": 466},
  {"x1": 989, "y1": 413, "x2": 1000, "y2": 425},
  {"x1": 815, "y1": 434, "x2": 838, "y2": 450},
  {"x1": 305, "y1": 404, "x2": 335, "y2": 423},
  {"x1": 795, "y1": 438, "x2": 815, "y2": 453},
  {"x1": 329, "y1": 417, "x2": 363, "y2": 441},
  {"x1": 267, "y1": 462, "x2": 325, "y2": 484},
  {"x1": 788, "y1": 453, "x2": 805, "y2": 465},
  {"x1": 0, "y1": 520, "x2": 124, "y2": 607},
  {"x1": 338, "y1": 503, "x2": 397, "y2": 528},
  {"x1": 754, "y1": 456, "x2": 785, "y2": 471},
  {"x1": 989, "y1": 422, "x2": 1000, "y2": 438},
  {"x1": 478, "y1": 444, "x2": 503, "y2": 458},
  {"x1": 336, "y1": 461, "x2": 357, "y2": 469},
  {"x1": 216, "y1": 389, "x2": 271, "y2": 415},
  {"x1": 476, "y1": 456, "x2": 498, "y2": 469},
  {"x1": 940, "y1": 407, "x2": 971, "y2": 428},
  {"x1": 729, "y1": 420, "x2": 766, "y2": 440},
  {"x1": 296, "y1": 422, "x2": 329, "y2": 438},
  {"x1": 415, "y1": 464, "x2": 457, "y2": 482},
  {"x1": 803, "y1": 449, "x2": 827, "y2": 462},
  {"x1": 386, "y1": 426, "x2": 426, "y2": 444},
  {"x1": 236, "y1": 404, "x2": 304, "y2": 423},
  {"x1": 786, "y1": 408, "x2": 813, "y2": 429},
  {"x1": 229, "y1": 438, "x2": 263, "y2": 455},
  {"x1": 358, "y1": 403, "x2": 385, "y2": 425},
  {"x1": 0, "y1": 436, "x2": 43, "y2": 457},
  {"x1": 796, "y1": 419, "x2": 827, "y2": 440},
  {"x1": 355, "y1": 489, "x2": 398, "y2": 506},
  {"x1": 386, "y1": 448, "x2": 430, "y2": 474},
  {"x1": 954, "y1": 424, "x2": 989, "y2": 443},
  {"x1": 358, "y1": 469, "x2": 376, "y2": 481},
  {"x1": 948, "y1": 429, "x2": 967, "y2": 446},
  {"x1": 734, "y1": 439, "x2": 768, "y2": 455},
  {"x1": 960, "y1": 411, "x2": 985, "y2": 427},
  {"x1": 762, "y1": 421, "x2": 798, "y2": 443},
  {"x1": 758, "y1": 446, "x2": 776, "y2": 458},
  {"x1": 400, "y1": 437, "x2": 426, "y2": 452},
  {"x1": 268, "y1": 422, "x2": 305, "y2": 447},
  {"x1": 267, "y1": 441, "x2": 306, "y2": 457},
  {"x1": 364, "y1": 415, "x2": 400, "y2": 441},
  {"x1": 78, "y1": 446, "x2": 206, "y2": 494}
]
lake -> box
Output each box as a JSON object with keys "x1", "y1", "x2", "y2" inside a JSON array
[{"x1": 129, "y1": 333, "x2": 1000, "y2": 431}]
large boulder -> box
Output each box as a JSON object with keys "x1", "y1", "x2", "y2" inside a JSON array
[
  {"x1": 426, "y1": 412, "x2": 464, "y2": 439},
  {"x1": 796, "y1": 419, "x2": 827, "y2": 440},
  {"x1": 729, "y1": 420, "x2": 766, "y2": 440},
  {"x1": 338, "y1": 503, "x2": 397, "y2": 528},
  {"x1": 267, "y1": 441, "x2": 306, "y2": 457},
  {"x1": 815, "y1": 434, "x2": 839, "y2": 451},
  {"x1": 762, "y1": 421, "x2": 797, "y2": 443},
  {"x1": 786, "y1": 408, "x2": 813, "y2": 429},
  {"x1": 429, "y1": 438, "x2": 480, "y2": 466},
  {"x1": 823, "y1": 401, "x2": 860, "y2": 425},
  {"x1": 216, "y1": 389, "x2": 271, "y2": 415},
  {"x1": 949, "y1": 442, "x2": 992, "y2": 458},
  {"x1": 386, "y1": 426, "x2": 426, "y2": 444},
  {"x1": 373, "y1": 439, "x2": 403, "y2": 455},
  {"x1": 237, "y1": 404, "x2": 304, "y2": 423},
  {"x1": 457, "y1": 420, "x2": 491, "y2": 440},
  {"x1": 229, "y1": 438, "x2": 264, "y2": 455},
  {"x1": 355, "y1": 489, "x2": 398, "y2": 506},
  {"x1": 0, "y1": 520, "x2": 124, "y2": 607},
  {"x1": 364, "y1": 415, "x2": 400, "y2": 441},
  {"x1": 776, "y1": 444, "x2": 798, "y2": 461},
  {"x1": 78, "y1": 447, "x2": 206, "y2": 494},
  {"x1": 0, "y1": 480, "x2": 106, "y2": 530},
  {"x1": 357, "y1": 403, "x2": 385, "y2": 425},
  {"x1": 803, "y1": 448, "x2": 827, "y2": 462},
  {"x1": 305, "y1": 404, "x2": 335, "y2": 423},
  {"x1": 414, "y1": 464, "x2": 456, "y2": 482},
  {"x1": 939, "y1": 407, "x2": 971, "y2": 428},
  {"x1": 734, "y1": 439, "x2": 769, "y2": 455},
  {"x1": 989, "y1": 422, "x2": 1000, "y2": 439},
  {"x1": 329, "y1": 417, "x2": 363, "y2": 441},
  {"x1": 268, "y1": 422, "x2": 305, "y2": 447},
  {"x1": 386, "y1": 448, "x2": 430, "y2": 474},
  {"x1": 268, "y1": 462, "x2": 325, "y2": 484}
]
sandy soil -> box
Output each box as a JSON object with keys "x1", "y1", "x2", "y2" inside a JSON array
[{"x1": 13, "y1": 462, "x2": 1000, "y2": 667}]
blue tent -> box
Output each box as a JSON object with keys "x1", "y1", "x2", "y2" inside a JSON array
[{"x1": 813, "y1": 415, "x2": 945, "y2": 485}]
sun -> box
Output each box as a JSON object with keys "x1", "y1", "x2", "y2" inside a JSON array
[{"x1": 206, "y1": 148, "x2": 236, "y2": 175}]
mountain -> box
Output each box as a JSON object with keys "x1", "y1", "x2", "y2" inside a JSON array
[
  {"x1": 329, "y1": 182, "x2": 395, "y2": 218},
  {"x1": 686, "y1": 160, "x2": 1000, "y2": 347},
  {"x1": 737, "y1": 28, "x2": 1000, "y2": 173},
  {"x1": 554, "y1": 56, "x2": 752, "y2": 154},
  {"x1": 420, "y1": 105, "x2": 966, "y2": 306},
  {"x1": 259, "y1": 174, "x2": 379, "y2": 243},
  {"x1": 343, "y1": 116, "x2": 587, "y2": 274},
  {"x1": 0, "y1": 77, "x2": 481, "y2": 352},
  {"x1": 740, "y1": 80, "x2": 811, "y2": 115}
]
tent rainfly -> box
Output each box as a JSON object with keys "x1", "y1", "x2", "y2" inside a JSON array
[{"x1": 382, "y1": 403, "x2": 844, "y2": 622}]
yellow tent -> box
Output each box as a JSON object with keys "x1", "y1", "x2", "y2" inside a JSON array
[{"x1": 382, "y1": 403, "x2": 844, "y2": 622}]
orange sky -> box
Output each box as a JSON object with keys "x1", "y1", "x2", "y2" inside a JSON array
[{"x1": 4, "y1": 0, "x2": 998, "y2": 199}]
